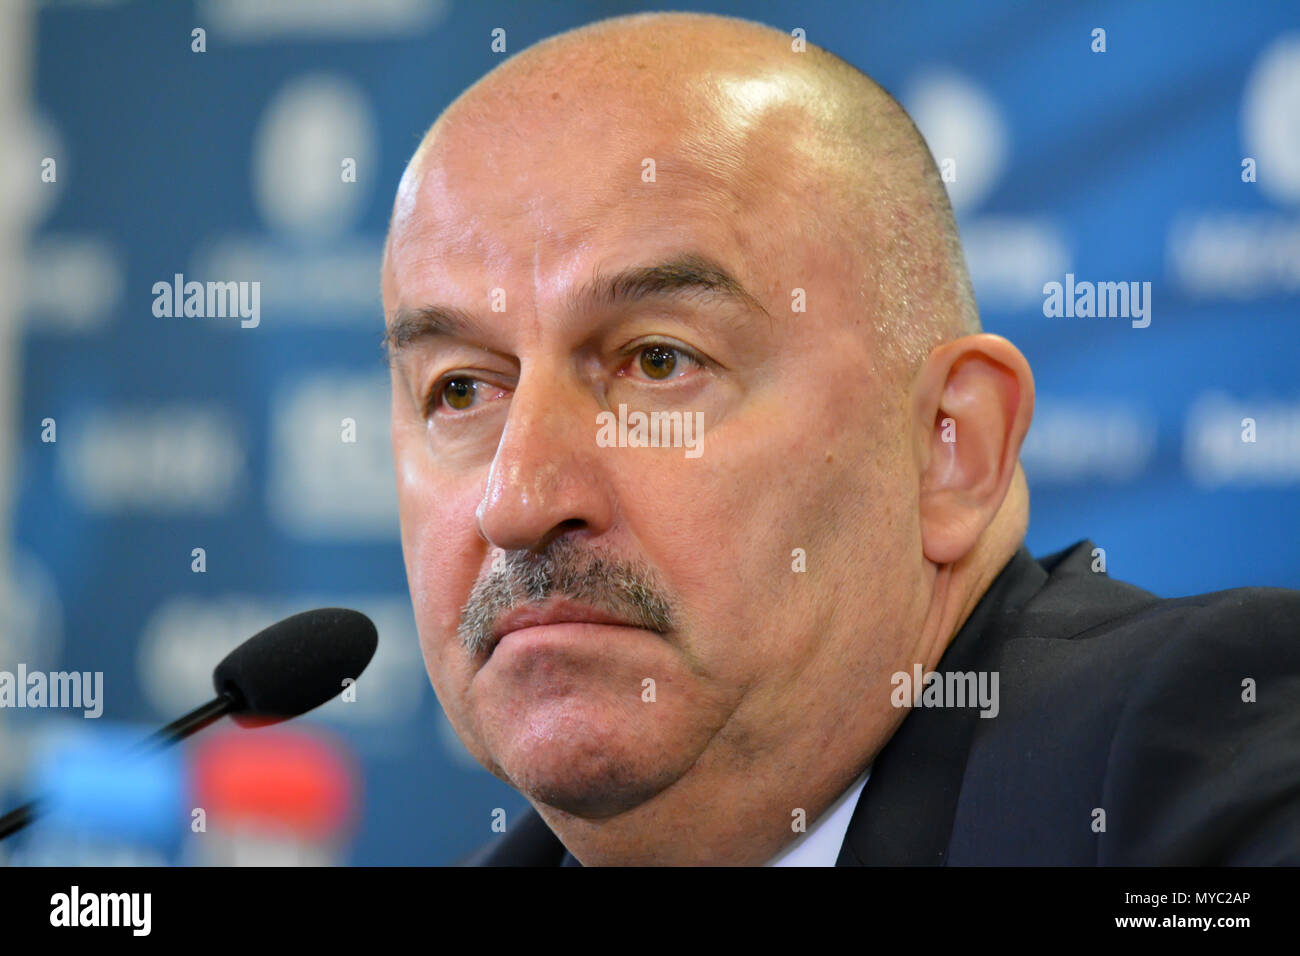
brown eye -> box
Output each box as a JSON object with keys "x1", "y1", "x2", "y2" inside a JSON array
[
  {"x1": 442, "y1": 378, "x2": 476, "y2": 410},
  {"x1": 639, "y1": 346, "x2": 678, "y2": 379}
]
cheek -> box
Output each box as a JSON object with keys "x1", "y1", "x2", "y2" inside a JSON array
[
  {"x1": 623, "y1": 378, "x2": 889, "y2": 677},
  {"x1": 393, "y1": 431, "x2": 506, "y2": 770},
  {"x1": 394, "y1": 438, "x2": 485, "y2": 680},
  {"x1": 607, "y1": 403, "x2": 827, "y2": 678}
]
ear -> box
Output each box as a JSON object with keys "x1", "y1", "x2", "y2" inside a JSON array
[{"x1": 910, "y1": 334, "x2": 1034, "y2": 566}]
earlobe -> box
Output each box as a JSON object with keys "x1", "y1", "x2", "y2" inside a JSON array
[{"x1": 913, "y1": 335, "x2": 1034, "y2": 566}]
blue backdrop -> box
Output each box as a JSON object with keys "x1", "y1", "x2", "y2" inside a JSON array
[{"x1": 5, "y1": 0, "x2": 1298, "y2": 864}]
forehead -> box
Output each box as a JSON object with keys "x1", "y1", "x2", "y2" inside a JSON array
[{"x1": 384, "y1": 76, "x2": 812, "y2": 306}]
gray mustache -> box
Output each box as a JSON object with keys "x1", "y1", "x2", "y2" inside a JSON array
[{"x1": 457, "y1": 538, "x2": 676, "y2": 656}]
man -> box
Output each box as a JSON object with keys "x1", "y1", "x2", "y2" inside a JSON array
[{"x1": 381, "y1": 12, "x2": 1300, "y2": 865}]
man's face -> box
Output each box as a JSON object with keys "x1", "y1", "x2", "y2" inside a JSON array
[{"x1": 383, "y1": 71, "x2": 926, "y2": 819}]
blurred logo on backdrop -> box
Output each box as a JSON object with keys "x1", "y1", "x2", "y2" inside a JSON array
[
  {"x1": 190, "y1": 73, "x2": 382, "y2": 324},
  {"x1": 1169, "y1": 33, "x2": 1300, "y2": 299},
  {"x1": 905, "y1": 68, "x2": 1071, "y2": 311},
  {"x1": 1, "y1": 722, "x2": 360, "y2": 867},
  {"x1": 3, "y1": 724, "x2": 184, "y2": 867},
  {"x1": 7, "y1": 112, "x2": 123, "y2": 332},
  {"x1": 186, "y1": 726, "x2": 358, "y2": 866}
]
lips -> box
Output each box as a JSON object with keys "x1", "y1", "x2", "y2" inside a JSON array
[{"x1": 489, "y1": 598, "x2": 641, "y2": 652}]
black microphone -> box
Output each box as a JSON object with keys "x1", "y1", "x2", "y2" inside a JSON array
[{"x1": 0, "y1": 607, "x2": 378, "y2": 840}]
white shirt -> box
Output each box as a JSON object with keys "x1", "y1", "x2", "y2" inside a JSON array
[{"x1": 766, "y1": 767, "x2": 871, "y2": 866}]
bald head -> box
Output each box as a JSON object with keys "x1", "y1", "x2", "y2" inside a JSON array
[{"x1": 386, "y1": 11, "x2": 979, "y2": 385}]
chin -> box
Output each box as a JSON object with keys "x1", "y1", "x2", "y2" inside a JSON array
[{"x1": 488, "y1": 702, "x2": 686, "y2": 818}]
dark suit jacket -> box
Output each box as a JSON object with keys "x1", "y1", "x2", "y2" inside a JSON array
[{"x1": 465, "y1": 540, "x2": 1300, "y2": 865}]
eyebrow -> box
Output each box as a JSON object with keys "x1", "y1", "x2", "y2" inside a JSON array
[
  {"x1": 383, "y1": 304, "x2": 479, "y2": 361},
  {"x1": 382, "y1": 252, "x2": 769, "y2": 361}
]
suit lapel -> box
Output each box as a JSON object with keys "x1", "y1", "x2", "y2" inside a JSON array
[{"x1": 836, "y1": 545, "x2": 1049, "y2": 865}]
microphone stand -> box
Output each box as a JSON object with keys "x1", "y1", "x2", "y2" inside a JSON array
[{"x1": 0, "y1": 691, "x2": 241, "y2": 840}]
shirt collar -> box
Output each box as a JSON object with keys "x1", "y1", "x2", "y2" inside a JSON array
[{"x1": 766, "y1": 767, "x2": 872, "y2": 866}]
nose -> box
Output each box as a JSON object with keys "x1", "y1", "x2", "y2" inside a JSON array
[{"x1": 474, "y1": 370, "x2": 616, "y2": 553}]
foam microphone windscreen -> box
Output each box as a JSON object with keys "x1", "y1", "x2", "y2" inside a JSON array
[{"x1": 212, "y1": 608, "x2": 378, "y2": 727}]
